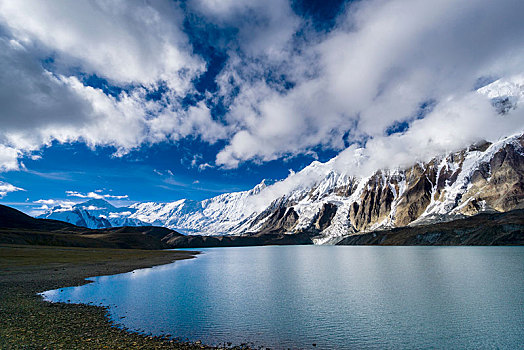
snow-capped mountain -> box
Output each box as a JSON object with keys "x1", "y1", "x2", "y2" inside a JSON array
[
  {"x1": 40, "y1": 76, "x2": 524, "y2": 243},
  {"x1": 477, "y1": 75, "x2": 523, "y2": 114},
  {"x1": 249, "y1": 132, "x2": 523, "y2": 244},
  {"x1": 128, "y1": 180, "x2": 268, "y2": 235},
  {"x1": 40, "y1": 198, "x2": 149, "y2": 229}
]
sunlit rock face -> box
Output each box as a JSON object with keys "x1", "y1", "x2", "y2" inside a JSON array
[{"x1": 242, "y1": 133, "x2": 523, "y2": 243}]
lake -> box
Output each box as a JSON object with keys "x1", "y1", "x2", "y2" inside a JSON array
[{"x1": 41, "y1": 246, "x2": 524, "y2": 349}]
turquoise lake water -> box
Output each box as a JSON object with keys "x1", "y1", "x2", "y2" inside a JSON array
[{"x1": 42, "y1": 246, "x2": 524, "y2": 349}]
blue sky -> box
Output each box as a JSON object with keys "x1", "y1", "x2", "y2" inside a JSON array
[
  {"x1": 0, "y1": 0, "x2": 523, "y2": 215},
  {"x1": 0, "y1": 0, "x2": 346, "y2": 213},
  {"x1": 1, "y1": 139, "x2": 338, "y2": 212}
]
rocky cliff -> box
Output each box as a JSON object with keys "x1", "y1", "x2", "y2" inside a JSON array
[{"x1": 241, "y1": 133, "x2": 524, "y2": 243}]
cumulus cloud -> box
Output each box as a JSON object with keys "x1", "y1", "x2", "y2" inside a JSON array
[
  {"x1": 0, "y1": 181, "x2": 24, "y2": 198},
  {"x1": 215, "y1": 0, "x2": 524, "y2": 167},
  {"x1": 0, "y1": 0, "x2": 203, "y2": 88},
  {"x1": 0, "y1": 0, "x2": 224, "y2": 170},
  {"x1": 0, "y1": 145, "x2": 20, "y2": 171},
  {"x1": 0, "y1": 0, "x2": 523, "y2": 178},
  {"x1": 331, "y1": 92, "x2": 524, "y2": 177},
  {"x1": 34, "y1": 199, "x2": 57, "y2": 205}
]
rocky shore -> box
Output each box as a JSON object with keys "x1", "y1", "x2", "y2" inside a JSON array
[{"x1": 0, "y1": 244, "x2": 251, "y2": 349}]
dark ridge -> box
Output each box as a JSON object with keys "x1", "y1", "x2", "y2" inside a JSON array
[
  {"x1": 0, "y1": 205, "x2": 81, "y2": 232},
  {"x1": 0, "y1": 204, "x2": 179, "y2": 249},
  {"x1": 336, "y1": 209, "x2": 524, "y2": 246},
  {"x1": 2, "y1": 204, "x2": 522, "y2": 249}
]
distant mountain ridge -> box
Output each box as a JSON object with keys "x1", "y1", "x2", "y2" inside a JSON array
[
  {"x1": 41, "y1": 198, "x2": 150, "y2": 229},
  {"x1": 0, "y1": 204, "x2": 313, "y2": 248},
  {"x1": 39, "y1": 76, "x2": 524, "y2": 244}
]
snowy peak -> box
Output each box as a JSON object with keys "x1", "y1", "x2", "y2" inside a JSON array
[
  {"x1": 248, "y1": 179, "x2": 269, "y2": 195},
  {"x1": 38, "y1": 132, "x2": 524, "y2": 238},
  {"x1": 40, "y1": 198, "x2": 148, "y2": 229},
  {"x1": 477, "y1": 75, "x2": 524, "y2": 100},
  {"x1": 240, "y1": 132, "x2": 523, "y2": 244},
  {"x1": 477, "y1": 75, "x2": 524, "y2": 113}
]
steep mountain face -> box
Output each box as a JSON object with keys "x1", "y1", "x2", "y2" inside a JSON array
[
  {"x1": 247, "y1": 133, "x2": 524, "y2": 244},
  {"x1": 39, "y1": 76, "x2": 524, "y2": 243}
]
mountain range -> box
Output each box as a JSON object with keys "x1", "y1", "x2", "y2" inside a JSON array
[{"x1": 39, "y1": 76, "x2": 524, "y2": 244}]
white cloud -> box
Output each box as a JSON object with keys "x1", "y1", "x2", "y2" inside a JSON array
[
  {"x1": 190, "y1": 154, "x2": 202, "y2": 168},
  {"x1": 148, "y1": 102, "x2": 228, "y2": 144},
  {"x1": 0, "y1": 0, "x2": 225, "y2": 171},
  {"x1": 0, "y1": 36, "x2": 224, "y2": 168},
  {"x1": 188, "y1": 154, "x2": 214, "y2": 171},
  {"x1": 65, "y1": 191, "x2": 128, "y2": 200},
  {"x1": 331, "y1": 92, "x2": 524, "y2": 177},
  {"x1": 34, "y1": 199, "x2": 57, "y2": 205},
  {"x1": 0, "y1": 0, "x2": 203, "y2": 89},
  {"x1": 215, "y1": 0, "x2": 524, "y2": 168},
  {"x1": 0, "y1": 145, "x2": 20, "y2": 171},
  {"x1": 0, "y1": 0, "x2": 523, "y2": 177},
  {"x1": 33, "y1": 199, "x2": 76, "y2": 213},
  {"x1": 198, "y1": 163, "x2": 214, "y2": 171},
  {"x1": 0, "y1": 181, "x2": 24, "y2": 198},
  {"x1": 66, "y1": 191, "x2": 93, "y2": 199},
  {"x1": 104, "y1": 194, "x2": 128, "y2": 200}
]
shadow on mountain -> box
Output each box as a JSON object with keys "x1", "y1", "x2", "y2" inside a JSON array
[{"x1": 336, "y1": 209, "x2": 524, "y2": 245}]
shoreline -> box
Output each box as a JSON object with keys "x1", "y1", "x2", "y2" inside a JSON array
[{"x1": 0, "y1": 244, "x2": 248, "y2": 349}]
